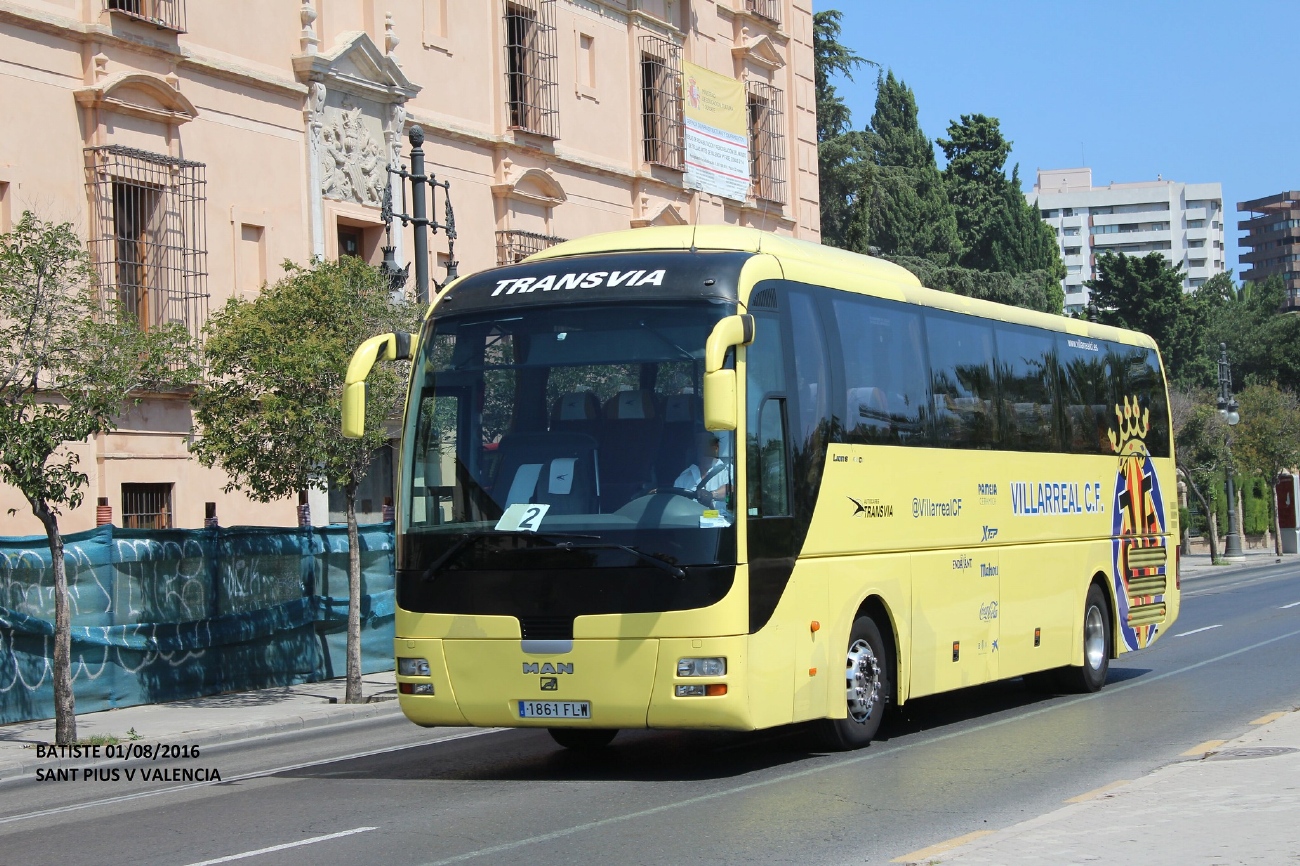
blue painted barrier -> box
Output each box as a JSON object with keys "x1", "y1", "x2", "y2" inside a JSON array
[{"x1": 0, "y1": 523, "x2": 395, "y2": 724}]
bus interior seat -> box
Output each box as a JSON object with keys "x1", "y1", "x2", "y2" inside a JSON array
[
  {"x1": 600, "y1": 390, "x2": 662, "y2": 507},
  {"x1": 491, "y1": 431, "x2": 599, "y2": 514},
  {"x1": 655, "y1": 393, "x2": 702, "y2": 484},
  {"x1": 550, "y1": 391, "x2": 601, "y2": 439}
]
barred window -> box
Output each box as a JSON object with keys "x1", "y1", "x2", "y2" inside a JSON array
[
  {"x1": 639, "y1": 35, "x2": 684, "y2": 170},
  {"x1": 745, "y1": 0, "x2": 782, "y2": 25},
  {"x1": 496, "y1": 229, "x2": 567, "y2": 265},
  {"x1": 85, "y1": 145, "x2": 209, "y2": 343},
  {"x1": 746, "y1": 81, "x2": 786, "y2": 204},
  {"x1": 503, "y1": 0, "x2": 559, "y2": 138},
  {"x1": 105, "y1": 0, "x2": 186, "y2": 32},
  {"x1": 122, "y1": 483, "x2": 174, "y2": 530}
]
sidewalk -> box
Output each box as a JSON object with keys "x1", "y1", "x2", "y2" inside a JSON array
[
  {"x1": 1177, "y1": 543, "x2": 1287, "y2": 579},
  {"x1": 900, "y1": 706, "x2": 1300, "y2": 865},
  {"x1": 0, "y1": 670, "x2": 400, "y2": 782}
]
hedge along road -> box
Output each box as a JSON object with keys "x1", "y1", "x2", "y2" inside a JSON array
[{"x1": 1, "y1": 562, "x2": 1299, "y2": 866}]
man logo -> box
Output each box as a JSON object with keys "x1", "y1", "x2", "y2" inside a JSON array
[
  {"x1": 540, "y1": 677, "x2": 558, "y2": 691},
  {"x1": 522, "y1": 662, "x2": 574, "y2": 674}
]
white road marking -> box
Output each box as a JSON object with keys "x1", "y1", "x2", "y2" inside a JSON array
[
  {"x1": 1175, "y1": 624, "x2": 1223, "y2": 637},
  {"x1": 1281, "y1": 601, "x2": 1300, "y2": 609},
  {"x1": 0, "y1": 728, "x2": 500, "y2": 826},
  {"x1": 414, "y1": 625, "x2": 1300, "y2": 866},
  {"x1": 181, "y1": 827, "x2": 376, "y2": 866}
]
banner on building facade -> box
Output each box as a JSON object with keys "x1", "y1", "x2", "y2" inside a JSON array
[{"x1": 682, "y1": 62, "x2": 749, "y2": 202}]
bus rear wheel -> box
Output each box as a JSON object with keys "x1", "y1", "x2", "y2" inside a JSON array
[
  {"x1": 548, "y1": 728, "x2": 618, "y2": 750},
  {"x1": 1058, "y1": 582, "x2": 1111, "y2": 693},
  {"x1": 817, "y1": 615, "x2": 890, "y2": 751}
]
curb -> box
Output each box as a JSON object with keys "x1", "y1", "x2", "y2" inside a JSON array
[{"x1": 0, "y1": 697, "x2": 403, "y2": 783}]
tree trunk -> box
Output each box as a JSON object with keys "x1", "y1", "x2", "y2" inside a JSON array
[
  {"x1": 1181, "y1": 471, "x2": 1218, "y2": 563},
  {"x1": 34, "y1": 499, "x2": 76, "y2": 744},
  {"x1": 1235, "y1": 485, "x2": 1246, "y2": 543},
  {"x1": 1273, "y1": 479, "x2": 1284, "y2": 557},
  {"x1": 344, "y1": 480, "x2": 363, "y2": 704}
]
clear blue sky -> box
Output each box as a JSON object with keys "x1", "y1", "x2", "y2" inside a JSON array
[{"x1": 818, "y1": 1, "x2": 1300, "y2": 282}]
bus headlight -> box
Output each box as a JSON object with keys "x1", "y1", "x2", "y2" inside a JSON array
[
  {"x1": 677, "y1": 657, "x2": 726, "y2": 677},
  {"x1": 398, "y1": 657, "x2": 431, "y2": 677}
]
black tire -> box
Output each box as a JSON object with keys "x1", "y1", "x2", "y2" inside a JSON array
[
  {"x1": 1058, "y1": 582, "x2": 1111, "y2": 693},
  {"x1": 548, "y1": 728, "x2": 618, "y2": 750},
  {"x1": 816, "y1": 615, "x2": 891, "y2": 751}
]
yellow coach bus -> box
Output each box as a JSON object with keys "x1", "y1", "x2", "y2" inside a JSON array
[{"x1": 344, "y1": 225, "x2": 1179, "y2": 750}]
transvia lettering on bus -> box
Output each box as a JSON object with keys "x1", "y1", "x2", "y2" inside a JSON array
[
  {"x1": 491, "y1": 269, "x2": 668, "y2": 296},
  {"x1": 1010, "y1": 481, "x2": 1105, "y2": 515},
  {"x1": 848, "y1": 496, "x2": 894, "y2": 518},
  {"x1": 912, "y1": 497, "x2": 962, "y2": 518},
  {"x1": 522, "y1": 662, "x2": 574, "y2": 674}
]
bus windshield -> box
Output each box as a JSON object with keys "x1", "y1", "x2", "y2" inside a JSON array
[{"x1": 399, "y1": 300, "x2": 737, "y2": 577}]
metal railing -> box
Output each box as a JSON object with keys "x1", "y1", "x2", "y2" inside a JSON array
[
  {"x1": 503, "y1": 0, "x2": 559, "y2": 138},
  {"x1": 85, "y1": 144, "x2": 209, "y2": 346},
  {"x1": 746, "y1": 81, "x2": 786, "y2": 204},
  {"x1": 122, "y1": 482, "x2": 174, "y2": 530},
  {"x1": 639, "y1": 34, "x2": 684, "y2": 170},
  {"x1": 496, "y1": 229, "x2": 566, "y2": 265},
  {"x1": 105, "y1": 0, "x2": 186, "y2": 32},
  {"x1": 745, "y1": 0, "x2": 781, "y2": 25}
]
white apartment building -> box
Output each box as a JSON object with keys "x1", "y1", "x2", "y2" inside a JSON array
[{"x1": 1027, "y1": 168, "x2": 1226, "y2": 314}]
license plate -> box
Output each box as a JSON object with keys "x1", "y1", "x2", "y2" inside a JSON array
[{"x1": 518, "y1": 700, "x2": 591, "y2": 719}]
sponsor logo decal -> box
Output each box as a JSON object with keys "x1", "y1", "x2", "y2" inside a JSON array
[
  {"x1": 981, "y1": 525, "x2": 999, "y2": 542},
  {"x1": 980, "y1": 563, "x2": 998, "y2": 578},
  {"x1": 849, "y1": 496, "x2": 894, "y2": 518},
  {"x1": 952, "y1": 555, "x2": 972, "y2": 571},
  {"x1": 979, "y1": 600, "x2": 999, "y2": 621},
  {"x1": 1067, "y1": 338, "x2": 1100, "y2": 352},
  {"x1": 491, "y1": 269, "x2": 667, "y2": 297},
  {"x1": 913, "y1": 497, "x2": 962, "y2": 518}
]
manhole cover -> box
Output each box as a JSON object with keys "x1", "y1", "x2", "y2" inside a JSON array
[{"x1": 1207, "y1": 747, "x2": 1300, "y2": 761}]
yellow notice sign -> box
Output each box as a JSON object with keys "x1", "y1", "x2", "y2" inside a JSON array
[{"x1": 682, "y1": 62, "x2": 750, "y2": 201}]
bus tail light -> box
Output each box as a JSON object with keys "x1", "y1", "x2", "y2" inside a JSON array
[
  {"x1": 675, "y1": 684, "x2": 728, "y2": 697},
  {"x1": 399, "y1": 682, "x2": 434, "y2": 695}
]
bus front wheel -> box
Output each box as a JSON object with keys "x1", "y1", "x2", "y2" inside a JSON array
[
  {"x1": 817, "y1": 615, "x2": 890, "y2": 751},
  {"x1": 1059, "y1": 582, "x2": 1111, "y2": 693},
  {"x1": 548, "y1": 728, "x2": 618, "y2": 750}
]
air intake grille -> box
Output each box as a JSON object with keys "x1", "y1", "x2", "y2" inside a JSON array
[
  {"x1": 519, "y1": 616, "x2": 573, "y2": 640},
  {"x1": 1127, "y1": 602, "x2": 1166, "y2": 627}
]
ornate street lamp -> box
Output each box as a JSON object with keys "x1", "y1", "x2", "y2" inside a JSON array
[
  {"x1": 1217, "y1": 342, "x2": 1243, "y2": 559},
  {"x1": 378, "y1": 184, "x2": 410, "y2": 295},
  {"x1": 385, "y1": 125, "x2": 458, "y2": 305}
]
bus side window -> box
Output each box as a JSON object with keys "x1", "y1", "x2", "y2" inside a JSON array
[
  {"x1": 925, "y1": 312, "x2": 998, "y2": 449},
  {"x1": 834, "y1": 296, "x2": 929, "y2": 445},
  {"x1": 994, "y1": 324, "x2": 1058, "y2": 452},
  {"x1": 752, "y1": 398, "x2": 790, "y2": 516},
  {"x1": 1057, "y1": 336, "x2": 1111, "y2": 455},
  {"x1": 746, "y1": 311, "x2": 787, "y2": 516}
]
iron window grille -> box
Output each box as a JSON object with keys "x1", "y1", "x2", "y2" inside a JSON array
[
  {"x1": 746, "y1": 80, "x2": 787, "y2": 204},
  {"x1": 496, "y1": 229, "x2": 567, "y2": 265},
  {"x1": 85, "y1": 145, "x2": 209, "y2": 346},
  {"x1": 121, "y1": 482, "x2": 174, "y2": 530},
  {"x1": 639, "y1": 35, "x2": 685, "y2": 170},
  {"x1": 745, "y1": 0, "x2": 782, "y2": 25},
  {"x1": 105, "y1": 0, "x2": 187, "y2": 32},
  {"x1": 503, "y1": 0, "x2": 559, "y2": 138}
]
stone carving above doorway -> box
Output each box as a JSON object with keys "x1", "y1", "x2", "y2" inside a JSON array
[{"x1": 320, "y1": 101, "x2": 386, "y2": 206}]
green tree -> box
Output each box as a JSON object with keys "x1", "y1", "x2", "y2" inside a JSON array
[
  {"x1": 1212, "y1": 274, "x2": 1300, "y2": 393},
  {"x1": 1086, "y1": 252, "x2": 1203, "y2": 385},
  {"x1": 1233, "y1": 382, "x2": 1300, "y2": 555},
  {"x1": 867, "y1": 71, "x2": 960, "y2": 264},
  {"x1": 1170, "y1": 388, "x2": 1228, "y2": 560},
  {"x1": 882, "y1": 254, "x2": 1063, "y2": 314},
  {"x1": 813, "y1": 9, "x2": 875, "y2": 252},
  {"x1": 0, "y1": 212, "x2": 196, "y2": 744},
  {"x1": 191, "y1": 256, "x2": 416, "y2": 703}
]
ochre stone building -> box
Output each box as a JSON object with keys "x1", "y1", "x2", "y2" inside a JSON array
[{"x1": 0, "y1": 0, "x2": 819, "y2": 534}]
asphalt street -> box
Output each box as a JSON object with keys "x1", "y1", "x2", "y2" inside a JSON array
[{"x1": 2, "y1": 561, "x2": 1299, "y2": 866}]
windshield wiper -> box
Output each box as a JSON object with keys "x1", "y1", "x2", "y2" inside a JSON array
[
  {"x1": 420, "y1": 531, "x2": 598, "y2": 582},
  {"x1": 553, "y1": 541, "x2": 687, "y2": 579}
]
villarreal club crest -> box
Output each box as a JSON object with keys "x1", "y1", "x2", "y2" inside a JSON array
[{"x1": 1108, "y1": 396, "x2": 1168, "y2": 651}]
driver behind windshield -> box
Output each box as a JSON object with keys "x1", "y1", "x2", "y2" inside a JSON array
[{"x1": 672, "y1": 431, "x2": 733, "y2": 509}]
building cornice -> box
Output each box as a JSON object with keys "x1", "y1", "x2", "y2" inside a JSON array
[{"x1": 0, "y1": 1, "x2": 306, "y2": 98}]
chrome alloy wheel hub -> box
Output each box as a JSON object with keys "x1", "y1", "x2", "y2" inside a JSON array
[
  {"x1": 1084, "y1": 604, "x2": 1106, "y2": 670},
  {"x1": 845, "y1": 638, "x2": 880, "y2": 724}
]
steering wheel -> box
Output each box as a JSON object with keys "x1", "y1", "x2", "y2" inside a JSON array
[{"x1": 652, "y1": 487, "x2": 714, "y2": 506}]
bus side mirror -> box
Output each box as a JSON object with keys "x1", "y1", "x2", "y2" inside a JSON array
[
  {"x1": 342, "y1": 331, "x2": 414, "y2": 439},
  {"x1": 702, "y1": 315, "x2": 754, "y2": 432}
]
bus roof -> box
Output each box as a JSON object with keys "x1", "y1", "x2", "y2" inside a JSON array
[{"x1": 528, "y1": 225, "x2": 1158, "y2": 352}]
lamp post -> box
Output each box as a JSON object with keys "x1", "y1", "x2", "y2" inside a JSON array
[
  {"x1": 385, "y1": 125, "x2": 458, "y2": 305},
  {"x1": 1217, "y1": 342, "x2": 1243, "y2": 560}
]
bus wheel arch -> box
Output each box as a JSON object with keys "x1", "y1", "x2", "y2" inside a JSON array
[
  {"x1": 1059, "y1": 577, "x2": 1113, "y2": 693},
  {"x1": 817, "y1": 596, "x2": 896, "y2": 751}
]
